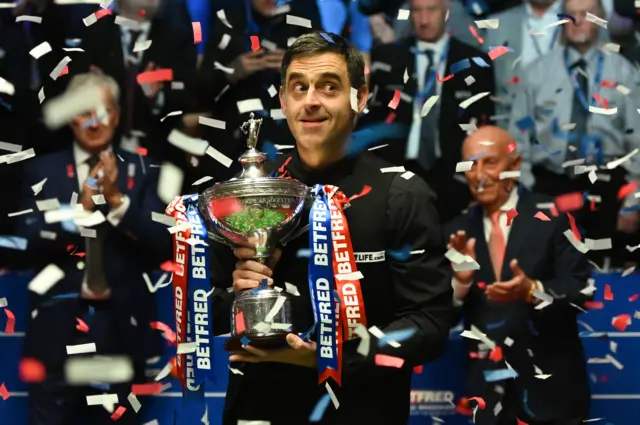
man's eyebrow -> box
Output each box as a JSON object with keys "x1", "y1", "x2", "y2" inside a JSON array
[{"x1": 286, "y1": 71, "x2": 344, "y2": 82}]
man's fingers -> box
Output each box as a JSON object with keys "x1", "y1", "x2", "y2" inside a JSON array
[
  {"x1": 233, "y1": 278, "x2": 262, "y2": 293},
  {"x1": 229, "y1": 353, "x2": 258, "y2": 363},
  {"x1": 234, "y1": 247, "x2": 257, "y2": 259},
  {"x1": 242, "y1": 344, "x2": 268, "y2": 357},
  {"x1": 236, "y1": 259, "x2": 273, "y2": 276}
]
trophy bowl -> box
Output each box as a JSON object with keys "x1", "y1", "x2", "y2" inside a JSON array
[{"x1": 198, "y1": 113, "x2": 310, "y2": 351}]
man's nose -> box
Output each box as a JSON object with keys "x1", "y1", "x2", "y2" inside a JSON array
[{"x1": 304, "y1": 88, "x2": 321, "y2": 107}]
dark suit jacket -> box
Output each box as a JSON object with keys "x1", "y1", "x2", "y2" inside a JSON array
[
  {"x1": 15, "y1": 147, "x2": 172, "y2": 368},
  {"x1": 362, "y1": 35, "x2": 495, "y2": 218},
  {"x1": 77, "y1": 14, "x2": 197, "y2": 163},
  {"x1": 444, "y1": 188, "x2": 591, "y2": 424}
]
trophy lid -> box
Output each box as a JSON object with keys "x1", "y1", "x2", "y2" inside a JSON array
[{"x1": 238, "y1": 113, "x2": 268, "y2": 180}]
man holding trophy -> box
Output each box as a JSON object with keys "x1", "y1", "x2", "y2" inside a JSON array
[{"x1": 168, "y1": 31, "x2": 453, "y2": 424}]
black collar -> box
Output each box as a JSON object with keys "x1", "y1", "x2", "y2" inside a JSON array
[{"x1": 283, "y1": 148, "x2": 357, "y2": 186}]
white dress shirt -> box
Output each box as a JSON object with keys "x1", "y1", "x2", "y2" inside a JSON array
[
  {"x1": 520, "y1": 0, "x2": 562, "y2": 69},
  {"x1": 406, "y1": 33, "x2": 450, "y2": 161},
  {"x1": 73, "y1": 143, "x2": 131, "y2": 299}
]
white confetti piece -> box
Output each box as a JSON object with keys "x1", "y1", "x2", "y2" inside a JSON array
[
  {"x1": 50, "y1": 56, "x2": 71, "y2": 81},
  {"x1": 66, "y1": 356, "x2": 134, "y2": 384},
  {"x1": 0, "y1": 141, "x2": 21, "y2": 153},
  {"x1": 602, "y1": 43, "x2": 621, "y2": 53},
  {"x1": 370, "y1": 62, "x2": 391, "y2": 73},
  {"x1": 564, "y1": 229, "x2": 589, "y2": 253},
  {"x1": 43, "y1": 84, "x2": 104, "y2": 129},
  {"x1": 274, "y1": 144, "x2": 294, "y2": 150},
  {"x1": 464, "y1": 76, "x2": 476, "y2": 86},
  {"x1": 286, "y1": 14, "x2": 311, "y2": 28},
  {"x1": 605, "y1": 354, "x2": 624, "y2": 370},
  {"x1": 218, "y1": 33, "x2": 231, "y2": 50},
  {"x1": 237, "y1": 98, "x2": 264, "y2": 114},
  {"x1": 585, "y1": 238, "x2": 612, "y2": 251},
  {"x1": 589, "y1": 106, "x2": 617, "y2": 115},
  {"x1": 607, "y1": 148, "x2": 638, "y2": 169},
  {"x1": 397, "y1": 9, "x2": 409, "y2": 20},
  {"x1": 214, "y1": 61, "x2": 234, "y2": 74},
  {"x1": 127, "y1": 393, "x2": 141, "y2": 413},
  {"x1": 192, "y1": 176, "x2": 214, "y2": 186},
  {"x1": 86, "y1": 393, "x2": 118, "y2": 406},
  {"x1": 499, "y1": 170, "x2": 520, "y2": 179},
  {"x1": 350, "y1": 87, "x2": 358, "y2": 112},
  {"x1": 28, "y1": 264, "x2": 64, "y2": 295},
  {"x1": 197, "y1": 116, "x2": 226, "y2": 130},
  {"x1": 75, "y1": 210, "x2": 106, "y2": 227},
  {"x1": 67, "y1": 342, "x2": 97, "y2": 355},
  {"x1": 265, "y1": 296, "x2": 287, "y2": 323},
  {"x1": 206, "y1": 146, "x2": 233, "y2": 168},
  {"x1": 284, "y1": 282, "x2": 300, "y2": 296},
  {"x1": 403, "y1": 67, "x2": 409, "y2": 84},
  {"x1": 7, "y1": 208, "x2": 32, "y2": 217},
  {"x1": 82, "y1": 13, "x2": 98, "y2": 26},
  {"x1": 475, "y1": 19, "x2": 499, "y2": 29},
  {"x1": 79, "y1": 227, "x2": 97, "y2": 238},
  {"x1": 456, "y1": 161, "x2": 473, "y2": 172},
  {"x1": 29, "y1": 41, "x2": 51, "y2": 59},
  {"x1": 229, "y1": 366, "x2": 244, "y2": 375},
  {"x1": 91, "y1": 194, "x2": 106, "y2": 205},
  {"x1": 0, "y1": 147, "x2": 35, "y2": 164},
  {"x1": 270, "y1": 109, "x2": 285, "y2": 120},
  {"x1": 35, "y1": 198, "x2": 60, "y2": 211},
  {"x1": 459, "y1": 91, "x2": 490, "y2": 109},
  {"x1": 622, "y1": 266, "x2": 635, "y2": 277},
  {"x1": 0, "y1": 76, "x2": 15, "y2": 95},
  {"x1": 586, "y1": 13, "x2": 607, "y2": 28},
  {"x1": 542, "y1": 19, "x2": 570, "y2": 30},
  {"x1": 380, "y1": 166, "x2": 405, "y2": 173},
  {"x1": 616, "y1": 85, "x2": 631, "y2": 95},
  {"x1": 160, "y1": 110, "x2": 182, "y2": 123},
  {"x1": 535, "y1": 374, "x2": 552, "y2": 379},
  {"x1": 446, "y1": 248, "x2": 480, "y2": 272},
  {"x1": 133, "y1": 39, "x2": 152, "y2": 52},
  {"x1": 354, "y1": 323, "x2": 370, "y2": 356},
  {"x1": 114, "y1": 15, "x2": 141, "y2": 30},
  {"x1": 504, "y1": 337, "x2": 514, "y2": 347},
  {"x1": 267, "y1": 85, "x2": 277, "y2": 98},
  {"x1": 157, "y1": 162, "x2": 184, "y2": 205},
  {"x1": 237, "y1": 421, "x2": 270, "y2": 425},
  {"x1": 325, "y1": 382, "x2": 339, "y2": 409},
  {"x1": 167, "y1": 129, "x2": 209, "y2": 155},
  {"x1": 420, "y1": 95, "x2": 439, "y2": 117},
  {"x1": 177, "y1": 342, "x2": 198, "y2": 354},
  {"x1": 0, "y1": 297, "x2": 6, "y2": 307},
  {"x1": 0, "y1": 2, "x2": 17, "y2": 8},
  {"x1": 401, "y1": 171, "x2": 414, "y2": 180},
  {"x1": 37, "y1": 87, "x2": 45, "y2": 103},
  {"x1": 216, "y1": 9, "x2": 232, "y2": 28},
  {"x1": 40, "y1": 230, "x2": 57, "y2": 240}
]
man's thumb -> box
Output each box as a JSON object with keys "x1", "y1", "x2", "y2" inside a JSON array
[
  {"x1": 467, "y1": 238, "x2": 476, "y2": 257},
  {"x1": 510, "y1": 259, "x2": 522, "y2": 274},
  {"x1": 286, "y1": 333, "x2": 302, "y2": 349}
]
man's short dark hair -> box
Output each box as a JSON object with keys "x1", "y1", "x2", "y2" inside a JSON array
[{"x1": 280, "y1": 32, "x2": 366, "y2": 90}]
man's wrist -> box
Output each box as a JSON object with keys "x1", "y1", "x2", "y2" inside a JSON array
[{"x1": 106, "y1": 192, "x2": 123, "y2": 208}]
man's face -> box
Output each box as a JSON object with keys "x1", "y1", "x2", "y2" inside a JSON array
[
  {"x1": 564, "y1": 0, "x2": 601, "y2": 46},
  {"x1": 410, "y1": 0, "x2": 447, "y2": 42},
  {"x1": 463, "y1": 140, "x2": 520, "y2": 208},
  {"x1": 70, "y1": 92, "x2": 120, "y2": 154},
  {"x1": 252, "y1": 0, "x2": 275, "y2": 17},
  {"x1": 280, "y1": 52, "x2": 366, "y2": 155}
]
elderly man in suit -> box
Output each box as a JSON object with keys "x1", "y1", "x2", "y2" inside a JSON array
[
  {"x1": 445, "y1": 125, "x2": 591, "y2": 425},
  {"x1": 362, "y1": 0, "x2": 496, "y2": 220},
  {"x1": 15, "y1": 73, "x2": 171, "y2": 425}
]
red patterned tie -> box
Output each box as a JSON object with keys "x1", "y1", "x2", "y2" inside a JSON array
[{"x1": 489, "y1": 211, "x2": 506, "y2": 281}]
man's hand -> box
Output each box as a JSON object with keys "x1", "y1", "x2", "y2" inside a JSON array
[
  {"x1": 448, "y1": 231, "x2": 476, "y2": 285},
  {"x1": 229, "y1": 333, "x2": 317, "y2": 368},
  {"x1": 369, "y1": 13, "x2": 396, "y2": 44},
  {"x1": 226, "y1": 51, "x2": 267, "y2": 84},
  {"x1": 617, "y1": 210, "x2": 640, "y2": 234},
  {"x1": 100, "y1": 150, "x2": 122, "y2": 208},
  {"x1": 142, "y1": 62, "x2": 164, "y2": 99},
  {"x1": 264, "y1": 49, "x2": 286, "y2": 70},
  {"x1": 232, "y1": 246, "x2": 282, "y2": 294},
  {"x1": 485, "y1": 259, "x2": 534, "y2": 303},
  {"x1": 79, "y1": 162, "x2": 103, "y2": 211}
]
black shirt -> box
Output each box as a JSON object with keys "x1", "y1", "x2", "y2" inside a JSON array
[{"x1": 210, "y1": 149, "x2": 453, "y2": 425}]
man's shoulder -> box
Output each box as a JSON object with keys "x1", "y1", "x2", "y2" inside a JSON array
[{"x1": 28, "y1": 148, "x2": 72, "y2": 168}]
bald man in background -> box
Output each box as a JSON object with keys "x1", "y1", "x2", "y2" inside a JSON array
[{"x1": 444, "y1": 126, "x2": 591, "y2": 425}]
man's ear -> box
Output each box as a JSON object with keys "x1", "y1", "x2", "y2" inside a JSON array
[
  {"x1": 279, "y1": 85, "x2": 286, "y2": 114},
  {"x1": 357, "y1": 84, "x2": 369, "y2": 114},
  {"x1": 509, "y1": 153, "x2": 522, "y2": 171}
]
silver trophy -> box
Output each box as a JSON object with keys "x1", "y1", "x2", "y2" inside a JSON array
[{"x1": 199, "y1": 113, "x2": 310, "y2": 351}]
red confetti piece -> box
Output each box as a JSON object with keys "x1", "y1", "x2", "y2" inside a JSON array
[
  {"x1": 136, "y1": 69, "x2": 173, "y2": 85},
  {"x1": 612, "y1": 314, "x2": 631, "y2": 331},
  {"x1": 95, "y1": 8, "x2": 112, "y2": 19},
  {"x1": 629, "y1": 294, "x2": 639, "y2": 302},
  {"x1": 510, "y1": 76, "x2": 520, "y2": 84},
  {"x1": 136, "y1": 147, "x2": 148, "y2": 156},
  {"x1": 159, "y1": 260, "x2": 182, "y2": 273},
  {"x1": 477, "y1": 281, "x2": 486, "y2": 289},
  {"x1": 436, "y1": 72, "x2": 455, "y2": 82},
  {"x1": 601, "y1": 80, "x2": 616, "y2": 88},
  {"x1": 277, "y1": 156, "x2": 292, "y2": 174},
  {"x1": 489, "y1": 346, "x2": 503, "y2": 362},
  {"x1": 192, "y1": 22, "x2": 202, "y2": 44},
  {"x1": 468, "y1": 25, "x2": 484, "y2": 44},
  {"x1": 59, "y1": 66, "x2": 69, "y2": 77},
  {"x1": 384, "y1": 112, "x2": 396, "y2": 124},
  {"x1": 517, "y1": 418, "x2": 529, "y2": 425},
  {"x1": 468, "y1": 396, "x2": 486, "y2": 410},
  {"x1": 250, "y1": 35, "x2": 260, "y2": 51},
  {"x1": 566, "y1": 213, "x2": 582, "y2": 242},
  {"x1": 347, "y1": 185, "x2": 372, "y2": 203},
  {"x1": 555, "y1": 192, "x2": 583, "y2": 212},
  {"x1": 617, "y1": 181, "x2": 638, "y2": 200},
  {"x1": 19, "y1": 358, "x2": 46, "y2": 383},
  {"x1": 150, "y1": 321, "x2": 176, "y2": 344},
  {"x1": 488, "y1": 45, "x2": 510, "y2": 60},
  {"x1": 4, "y1": 308, "x2": 14, "y2": 334},
  {"x1": 137, "y1": 8, "x2": 146, "y2": 17},
  {"x1": 506, "y1": 141, "x2": 517, "y2": 153},
  {"x1": 127, "y1": 177, "x2": 134, "y2": 190},
  {"x1": 387, "y1": 89, "x2": 401, "y2": 110},
  {"x1": 599, "y1": 375, "x2": 608, "y2": 382},
  {"x1": 374, "y1": 354, "x2": 405, "y2": 368},
  {"x1": 585, "y1": 301, "x2": 604, "y2": 309},
  {"x1": 364, "y1": 67, "x2": 370, "y2": 75},
  {"x1": 549, "y1": 206, "x2": 559, "y2": 217},
  {"x1": 590, "y1": 198, "x2": 596, "y2": 211},
  {"x1": 506, "y1": 208, "x2": 518, "y2": 226},
  {"x1": 235, "y1": 311, "x2": 246, "y2": 333},
  {"x1": 110, "y1": 406, "x2": 126, "y2": 421},
  {"x1": 131, "y1": 382, "x2": 163, "y2": 395},
  {"x1": 534, "y1": 211, "x2": 550, "y2": 221},
  {"x1": 211, "y1": 197, "x2": 243, "y2": 219},
  {"x1": 66, "y1": 164, "x2": 75, "y2": 178},
  {"x1": 413, "y1": 365, "x2": 423, "y2": 374},
  {"x1": 66, "y1": 244, "x2": 76, "y2": 253},
  {"x1": 72, "y1": 252, "x2": 86, "y2": 258},
  {"x1": 76, "y1": 317, "x2": 89, "y2": 333},
  {"x1": 0, "y1": 383, "x2": 8, "y2": 400},
  {"x1": 469, "y1": 351, "x2": 481, "y2": 359},
  {"x1": 604, "y1": 284, "x2": 614, "y2": 301}
]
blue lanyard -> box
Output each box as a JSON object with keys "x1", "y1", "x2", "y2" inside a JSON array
[
  {"x1": 411, "y1": 39, "x2": 450, "y2": 101},
  {"x1": 564, "y1": 48, "x2": 605, "y2": 112}
]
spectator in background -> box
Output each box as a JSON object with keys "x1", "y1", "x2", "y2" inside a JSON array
[
  {"x1": 15, "y1": 73, "x2": 171, "y2": 425},
  {"x1": 509, "y1": 0, "x2": 640, "y2": 267},
  {"x1": 157, "y1": 0, "x2": 210, "y2": 65},
  {"x1": 188, "y1": 0, "x2": 321, "y2": 184},
  {"x1": 78, "y1": 0, "x2": 196, "y2": 166},
  {"x1": 363, "y1": 0, "x2": 495, "y2": 221},
  {"x1": 446, "y1": 125, "x2": 591, "y2": 425}
]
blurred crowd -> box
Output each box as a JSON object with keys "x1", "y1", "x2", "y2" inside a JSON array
[{"x1": 1, "y1": 0, "x2": 640, "y2": 267}]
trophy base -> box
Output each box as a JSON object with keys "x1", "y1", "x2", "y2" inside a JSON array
[{"x1": 224, "y1": 333, "x2": 289, "y2": 352}]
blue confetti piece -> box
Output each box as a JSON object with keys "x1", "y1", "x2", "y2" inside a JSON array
[
  {"x1": 450, "y1": 59, "x2": 471, "y2": 74},
  {"x1": 515, "y1": 116, "x2": 535, "y2": 132},
  {"x1": 88, "y1": 305, "x2": 95, "y2": 317},
  {"x1": 483, "y1": 368, "x2": 519, "y2": 382},
  {"x1": 89, "y1": 382, "x2": 111, "y2": 391},
  {"x1": 64, "y1": 38, "x2": 82, "y2": 47},
  {"x1": 82, "y1": 116, "x2": 98, "y2": 128},
  {"x1": 557, "y1": 13, "x2": 576, "y2": 24},
  {"x1": 275, "y1": 0, "x2": 291, "y2": 6},
  {"x1": 533, "y1": 139, "x2": 562, "y2": 156},
  {"x1": 0, "y1": 98, "x2": 12, "y2": 111},
  {"x1": 523, "y1": 389, "x2": 536, "y2": 417},
  {"x1": 387, "y1": 245, "x2": 411, "y2": 261},
  {"x1": 0, "y1": 236, "x2": 28, "y2": 250},
  {"x1": 486, "y1": 320, "x2": 505, "y2": 330},
  {"x1": 378, "y1": 328, "x2": 417, "y2": 347},
  {"x1": 52, "y1": 293, "x2": 80, "y2": 300},
  {"x1": 468, "y1": 151, "x2": 486, "y2": 161},
  {"x1": 319, "y1": 32, "x2": 334, "y2": 44},
  {"x1": 296, "y1": 249, "x2": 310, "y2": 258},
  {"x1": 466, "y1": 0, "x2": 488, "y2": 16},
  {"x1": 527, "y1": 320, "x2": 539, "y2": 336},
  {"x1": 309, "y1": 394, "x2": 332, "y2": 422},
  {"x1": 471, "y1": 57, "x2": 490, "y2": 68},
  {"x1": 86, "y1": 177, "x2": 98, "y2": 188},
  {"x1": 262, "y1": 142, "x2": 279, "y2": 161},
  {"x1": 346, "y1": 123, "x2": 409, "y2": 156},
  {"x1": 240, "y1": 336, "x2": 251, "y2": 346}
]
